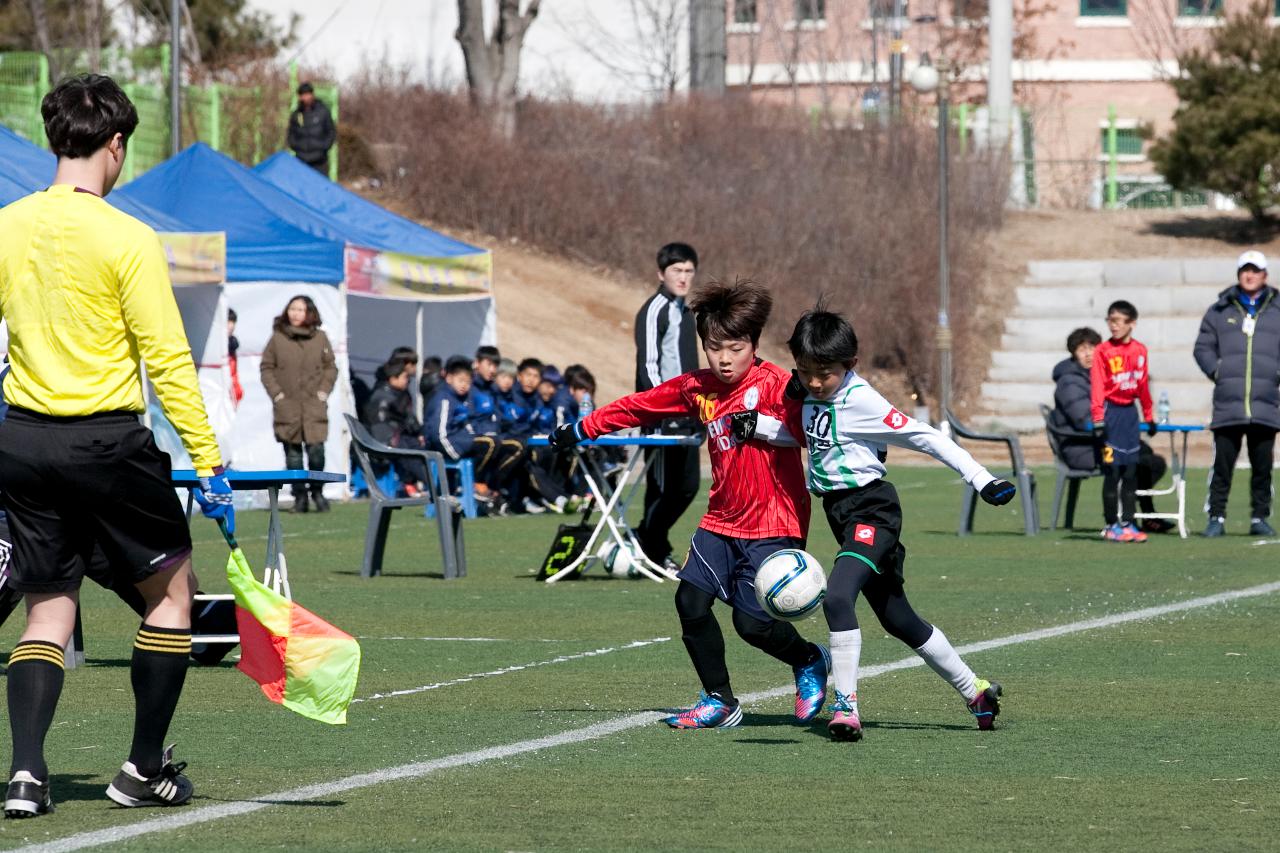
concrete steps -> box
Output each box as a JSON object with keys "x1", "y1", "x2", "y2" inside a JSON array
[{"x1": 970, "y1": 257, "x2": 1231, "y2": 434}]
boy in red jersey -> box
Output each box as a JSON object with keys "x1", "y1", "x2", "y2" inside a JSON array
[
  {"x1": 1090, "y1": 300, "x2": 1158, "y2": 543},
  {"x1": 551, "y1": 281, "x2": 829, "y2": 729}
]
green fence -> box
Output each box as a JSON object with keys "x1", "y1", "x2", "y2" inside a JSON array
[{"x1": 0, "y1": 50, "x2": 338, "y2": 182}]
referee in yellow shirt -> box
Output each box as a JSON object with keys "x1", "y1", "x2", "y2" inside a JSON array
[{"x1": 0, "y1": 74, "x2": 234, "y2": 818}]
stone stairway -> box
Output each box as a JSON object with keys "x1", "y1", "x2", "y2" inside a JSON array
[{"x1": 973, "y1": 257, "x2": 1237, "y2": 433}]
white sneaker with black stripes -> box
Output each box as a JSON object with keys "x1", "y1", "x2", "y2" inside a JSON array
[{"x1": 106, "y1": 746, "x2": 193, "y2": 808}]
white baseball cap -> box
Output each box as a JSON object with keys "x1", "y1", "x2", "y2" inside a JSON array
[{"x1": 1236, "y1": 250, "x2": 1267, "y2": 271}]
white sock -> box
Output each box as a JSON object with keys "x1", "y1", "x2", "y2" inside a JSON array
[
  {"x1": 829, "y1": 629, "x2": 862, "y2": 700},
  {"x1": 914, "y1": 627, "x2": 978, "y2": 701}
]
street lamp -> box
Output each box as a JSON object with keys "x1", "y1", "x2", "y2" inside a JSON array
[{"x1": 910, "y1": 54, "x2": 952, "y2": 431}]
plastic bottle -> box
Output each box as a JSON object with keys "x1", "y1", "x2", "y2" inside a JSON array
[
  {"x1": 1157, "y1": 390, "x2": 1170, "y2": 426},
  {"x1": 578, "y1": 391, "x2": 594, "y2": 419}
]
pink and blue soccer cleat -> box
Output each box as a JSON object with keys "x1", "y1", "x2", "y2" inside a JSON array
[
  {"x1": 827, "y1": 690, "x2": 862, "y2": 742},
  {"x1": 793, "y1": 645, "x2": 831, "y2": 722},
  {"x1": 663, "y1": 692, "x2": 743, "y2": 729},
  {"x1": 967, "y1": 679, "x2": 1002, "y2": 730}
]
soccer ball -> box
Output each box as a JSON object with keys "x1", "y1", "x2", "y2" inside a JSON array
[
  {"x1": 754, "y1": 549, "x2": 827, "y2": 622},
  {"x1": 597, "y1": 541, "x2": 642, "y2": 579}
]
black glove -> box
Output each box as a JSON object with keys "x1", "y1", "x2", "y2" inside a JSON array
[
  {"x1": 1146, "y1": 421, "x2": 1159, "y2": 438},
  {"x1": 549, "y1": 422, "x2": 584, "y2": 451},
  {"x1": 980, "y1": 479, "x2": 1016, "y2": 506},
  {"x1": 784, "y1": 370, "x2": 805, "y2": 401},
  {"x1": 729, "y1": 411, "x2": 758, "y2": 443},
  {"x1": 1091, "y1": 422, "x2": 1106, "y2": 443}
]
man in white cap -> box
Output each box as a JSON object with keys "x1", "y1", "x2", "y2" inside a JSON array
[{"x1": 1193, "y1": 250, "x2": 1280, "y2": 537}]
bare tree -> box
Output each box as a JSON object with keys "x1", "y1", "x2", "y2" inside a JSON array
[
  {"x1": 455, "y1": 0, "x2": 541, "y2": 139},
  {"x1": 25, "y1": 0, "x2": 59, "y2": 80},
  {"x1": 557, "y1": 0, "x2": 689, "y2": 100}
]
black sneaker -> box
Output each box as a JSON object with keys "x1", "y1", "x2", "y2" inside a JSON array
[
  {"x1": 4, "y1": 771, "x2": 53, "y2": 818},
  {"x1": 1202, "y1": 517, "x2": 1226, "y2": 538},
  {"x1": 1249, "y1": 518, "x2": 1276, "y2": 537},
  {"x1": 106, "y1": 748, "x2": 193, "y2": 808}
]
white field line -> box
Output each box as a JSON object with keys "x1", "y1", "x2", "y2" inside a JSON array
[
  {"x1": 19, "y1": 580, "x2": 1280, "y2": 853},
  {"x1": 352, "y1": 638, "x2": 672, "y2": 703},
  {"x1": 355, "y1": 636, "x2": 568, "y2": 642}
]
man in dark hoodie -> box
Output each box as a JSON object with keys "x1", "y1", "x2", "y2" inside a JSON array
[
  {"x1": 1051, "y1": 327, "x2": 1170, "y2": 531},
  {"x1": 1194, "y1": 250, "x2": 1280, "y2": 538}
]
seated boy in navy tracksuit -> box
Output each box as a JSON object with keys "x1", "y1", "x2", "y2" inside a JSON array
[
  {"x1": 499, "y1": 358, "x2": 573, "y2": 513},
  {"x1": 424, "y1": 355, "x2": 517, "y2": 507}
]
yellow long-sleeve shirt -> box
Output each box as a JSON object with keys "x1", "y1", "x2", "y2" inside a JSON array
[{"x1": 0, "y1": 185, "x2": 222, "y2": 474}]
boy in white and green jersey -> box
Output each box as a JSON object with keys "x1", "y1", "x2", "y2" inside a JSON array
[{"x1": 732, "y1": 307, "x2": 1015, "y2": 742}]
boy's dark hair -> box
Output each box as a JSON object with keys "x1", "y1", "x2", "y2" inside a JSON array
[
  {"x1": 517, "y1": 357, "x2": 544, "y2": 374},
  {"x1": 567, "y1": 367, "x2": 596, "y2": 395},
  {"x1": 787, "y1": 307, "x2": 859, "y2": 364},
  {"x1": 1107, "y1": 300, "x2": 1138, "y2": 321},
  {"x1": 657, "y1": 242, "x2": 698, "y2": 273},
  {"x1": 562, "y1": 364, "x2": 587, "y2": 386},
  {"x1": 390, "y1": 346, "x2": 419, "y2": 365},
  {"x1": 42, "y1": 74, "x2": 139, "y2": 159},
  {"x1": 1066, "y1": 327, "x2": 1102, "y2": 354},
  {"x1": 475, "y1": 345, "x2": 501, "y2": 363},
  {"x1": 382, "y1": 356, "x2": 411, "y2": 380},
  {"x1": 687, "y1": 279, "x2": 772, "y2": 346},
  {"x1": 272, "y1": 294, "x2": 322, "y2": 331},
  {"x1": 422, "y1": 355, "x2": 443, "y2": 373},
  {"x1": 445, "y1": 355, "x2": 473, "y2": 376},
  {"x1": 228, "y1": 307, "x2": 238, "y2": 323}
]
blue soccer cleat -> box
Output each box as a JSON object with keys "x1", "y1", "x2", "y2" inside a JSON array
[
  {"x1": 793, "y1": 644, "x2": 831, "y2": 722},
  {"x1": 663, "y1": 692, "x2": 742, "y2": 729}
]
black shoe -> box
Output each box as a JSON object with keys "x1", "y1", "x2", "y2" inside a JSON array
[
  {"x1": 4, "y1": 771, "x2": 52, "y2": 818},
  {"x1": 1202, "y1": 517, "x2": 1225, "y2": 537},
  {"x1": 290, "y1": 490, "x2": 310, "y2": 513},
  {"x1": 1141, "y1": 519, "x2": 1176, "y2": 534},
  {"x1": 311, "y1": 489, "x2": 331, "y2": 513},
  {"x1": 1249, "y1": 518, "x2": 1276, "y2": 537},
  {"x1": 106, "y1": 748, "x2": 193, "y2": 808}
]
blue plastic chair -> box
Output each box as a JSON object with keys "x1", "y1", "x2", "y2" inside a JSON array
[{"x1": 425, "y1": 458, "x2": 478, "y2": 520}]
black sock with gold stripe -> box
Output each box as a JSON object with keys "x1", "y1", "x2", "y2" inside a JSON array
[
  {"x1": 7, "y1": 641, "x2": 66, "y2": 779},
  {"x1": 128, "y1": 624, "x2": 191, "y2": 778}
]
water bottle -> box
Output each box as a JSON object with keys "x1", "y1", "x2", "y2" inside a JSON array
[
  {"x1": 578, "y1": 391, "x2": 594, "y2": 419},
  {"x1": 1157, "y1": 391, "x2": 1170, "y2": 426}
]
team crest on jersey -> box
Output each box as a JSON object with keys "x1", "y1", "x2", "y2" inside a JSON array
[
  {"x1": 744, "y1": 386, "x2": 759, "y2": 410},
  {"x1": 854, "y1": 524, "x2": 876, "y2": 546},
  {"x1": 882, "y1": 408, "x2": 908, "y2": 430}
]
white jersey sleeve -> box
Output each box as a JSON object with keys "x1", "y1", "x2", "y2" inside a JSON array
[
  {"x1": 839, "y1": 383, "x2": 996, "y2": 490},
  {"x1": 755, "y1": 413, "x2": 801, "y2": 447}
]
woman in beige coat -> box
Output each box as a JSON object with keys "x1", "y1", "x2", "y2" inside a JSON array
[{"x1": 260, "y1": 295, "x2": 338, "y2": 512}]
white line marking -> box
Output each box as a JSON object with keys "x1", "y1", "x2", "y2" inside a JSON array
[
  {"x1": 20, "y1": 581, "x2": 1280, "y2": 853},
  {"x1": 352, "y1": 638, "x2": 672, "y2": 703},
  {"x1": 355, "y1": 636, "x2": 569, "y2": 643}
]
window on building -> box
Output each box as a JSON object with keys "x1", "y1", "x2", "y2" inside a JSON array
[
  {"x1": 1178, "y1": 0, "x2": 1222, "y2": 14},
  {"x1": 870, "y1": 0, "x2": 908, "y2": 19},
  {"x1": 1099, "y1": 127, "x2": 1144, "y2": 157},
  {"x1": 1079, "y1": 0, "x2": 1126, "y2": 16},
  {"x1": 734, "y1": 0, "x2": 758, "y2": 24},
  {"x1": 795, "y1": 0, "x2": 827, "y2": 21},
  {"x1": 955, "y1": 0, "x2": 989, "y2": 19}
]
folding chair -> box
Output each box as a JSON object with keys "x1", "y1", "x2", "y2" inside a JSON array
[
  {"x1": 1039, "y1": 404, "x2": 1103, "y2": 530},
  {"x1": 344, "y1": 414, "x2": 466, "y2": 579},
  {"x1": 945, "y1": 409, "x2": 1039, "y2": 536}
]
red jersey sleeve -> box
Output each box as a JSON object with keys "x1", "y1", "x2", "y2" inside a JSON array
[
  {"x1": 1136, "y1": 343, "x2": 1154, "y2": 422},
  {"x1": 1089, "y1": 343, "x2": 1108, "y2": 425},
  {"x1": 580, "y1": 375, "x2": 693, "y2": 438}
]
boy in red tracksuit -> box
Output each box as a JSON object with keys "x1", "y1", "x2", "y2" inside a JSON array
[
  {"x1": 1090, "y1": 299, "x2": 1157, "y2": 542},
  {"x1": 551, "y1": 281, "x2": 830, "y2": 730}
]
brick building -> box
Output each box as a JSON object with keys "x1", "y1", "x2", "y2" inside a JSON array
[{"x1": 723, "y1": 0, "x2": 1245, "y2": 205}]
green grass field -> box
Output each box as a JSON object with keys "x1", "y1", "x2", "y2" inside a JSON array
[{"x1": 0, "y1": 466, "x2": 1276, "y2": 851}]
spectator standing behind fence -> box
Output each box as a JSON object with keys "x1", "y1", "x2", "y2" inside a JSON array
[
  {"x1": 286, "y1": 82, "x2": 336, "y2": 175},
  {"x1": 1193, "y1": 250, "x2": 1280, "y2": 538},
  {"x1": 634, "y1": 242, "x2": 702, "y2": 573},
  {"x1": 260, "y1": 295, "x2": 337, "y2": 514},
  {"x1": 1051, "y1": 327, "x2": 1171, "y2": 533}
]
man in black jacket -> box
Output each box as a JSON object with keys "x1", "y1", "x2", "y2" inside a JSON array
[
  {"x1": 286, "y1": 82, "x2": 336, "y2": 175},
  {"x1": 634, "y1": 242, "x2": 701, "y2": 571},
  {"x1": 1051, "y1": 327, "x2": 1169, "y2": 531},
  {"x1": 1193, "y1": 250, "x2": 1280, "y2": 537}
]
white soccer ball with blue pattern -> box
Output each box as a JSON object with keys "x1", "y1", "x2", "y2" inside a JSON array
[
  {"x1": 597, "y1": 541, "x2": 642, "y2": 578},
  {"x1": 754, "y1": 549, "x2": 827, "y2": 622}
]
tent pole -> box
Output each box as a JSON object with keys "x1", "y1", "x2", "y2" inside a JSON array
[{"x1": 414, "y1": 302, "x2": 425, "y2": 422}]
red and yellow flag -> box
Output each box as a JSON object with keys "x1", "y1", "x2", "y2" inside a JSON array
[{"x1": 225, "y1": 548, "x2": 360, "y2": 724}]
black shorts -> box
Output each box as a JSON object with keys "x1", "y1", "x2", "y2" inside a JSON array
[
  {"x1": 1102, "y1": 401, "x2": 1140, "y2": 466},
  {"x1": 677, "y1": 528, "x2": 804, "y2": 622},
  {"x1": 0, "y1": 408, "x2": 193, "y2": 594},
  {"x1": 822, "y1": 479, "x2": 907, "y2": 586}
]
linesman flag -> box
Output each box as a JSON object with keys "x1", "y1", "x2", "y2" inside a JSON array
[{"x1": 224, "y1": 545, "x2": 361, "y2": 725}]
